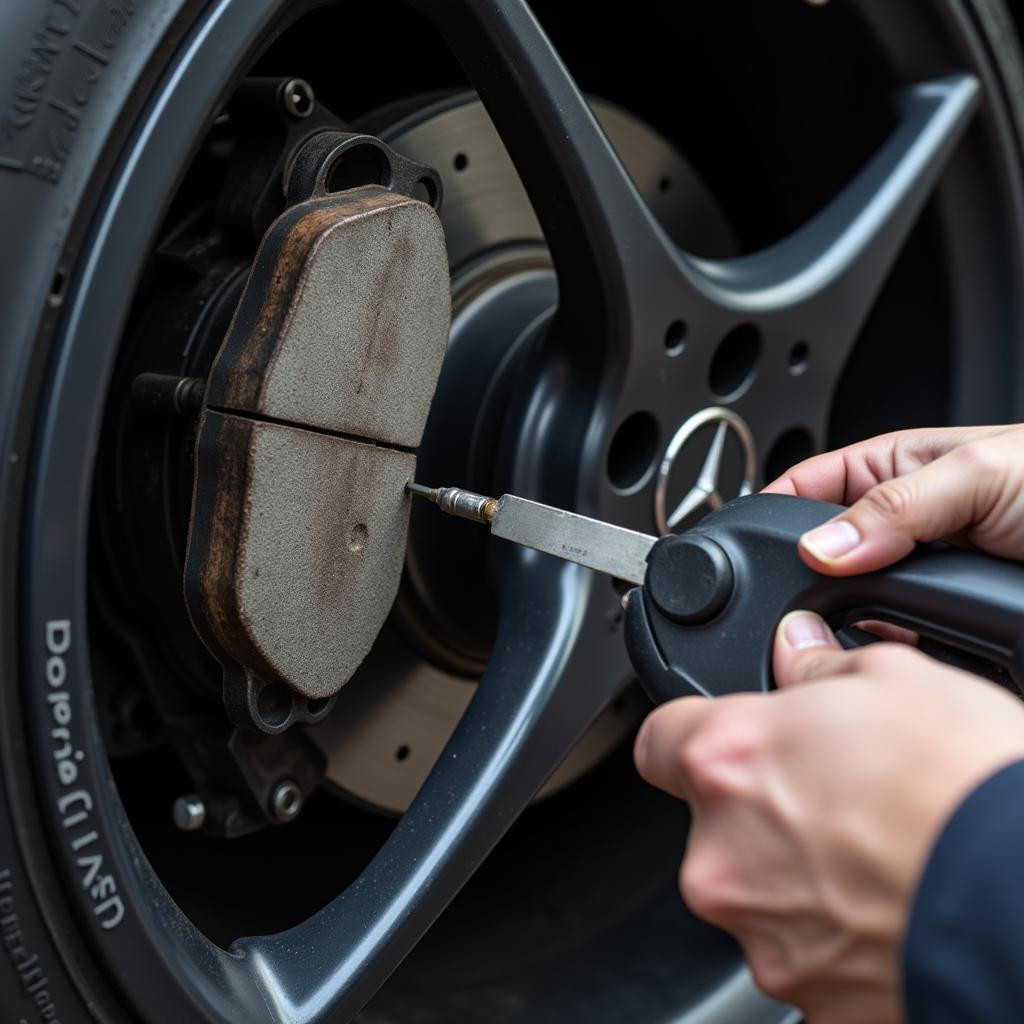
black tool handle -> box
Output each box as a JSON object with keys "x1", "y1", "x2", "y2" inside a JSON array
[{"x1": 625, "y1": 493, "x2": 1024, "y2": 704}]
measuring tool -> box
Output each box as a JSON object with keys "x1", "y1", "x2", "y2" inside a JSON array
[{"x1": 407, "y1": 484, "x2": 1024, "y2": 702}]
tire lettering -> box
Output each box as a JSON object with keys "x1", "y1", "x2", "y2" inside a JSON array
[
  {"x1": 0, "y1": 1, "x2": 135, "y2": 184},
  {"x1": 43, "y1": 619, "x2": 123, "y2": 933},
  {"x1": 0, "y1": 868, "x2": 64, "y2": 1022}
]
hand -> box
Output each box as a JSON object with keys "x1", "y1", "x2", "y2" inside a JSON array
[
  {"x1": 634, "y1": 622, "x2": 1024, "y2": 1023},
  {"x1": 763, "y1": 423, "x2": 1024, "y2": 571},
  {"x1": 635, "y1": 423, "x2": 1024, "y2": 1022}
]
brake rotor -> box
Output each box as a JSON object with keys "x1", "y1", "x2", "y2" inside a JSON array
[{"x1": 309, "y1": 95, "x2": 735, "y2": 815}]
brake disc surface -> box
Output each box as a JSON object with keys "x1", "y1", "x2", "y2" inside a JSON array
[{"x1": 310, "y1": 96, "x2": 735, "y2": 813}]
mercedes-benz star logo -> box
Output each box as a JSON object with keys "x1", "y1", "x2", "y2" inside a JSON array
[{"x1": 654, "y1": 407, "x2": 758, "y2": 536}]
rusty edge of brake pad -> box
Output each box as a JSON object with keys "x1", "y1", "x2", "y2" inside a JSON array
[
  {"x1": 184, "y1": 186, "x2": 450, "y2": 717},
  {"x1": 204, "y1": 187, "x2": 449, "y2": 449}
]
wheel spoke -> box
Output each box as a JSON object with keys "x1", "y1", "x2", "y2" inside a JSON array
[
  {"x1": 406, "y1": 0, "x2": 684, "y2": 351},
  {"x1": 686, "y1": 75, "x2": 979, "y2": 361},
  {"x1": 231, "y1": 550, "x2": 629, "y2": 1021}
]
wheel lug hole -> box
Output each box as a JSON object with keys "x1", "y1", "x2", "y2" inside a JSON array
[
  {"x1": 788, "y1": 341, "x2": 811, "y2": 375},
  {"x1": 764, "y1": 427, "x2": 816, "y2": 482},
  {"x1": 663, "y1": 319, "x2": 688, "y2": 356},
  {"x1": 709, "y1": 324, "x2": 762, "y2": 399},
  {"x1": 453, "y1": 152, "x2": 469, "y2": 172},
  {"x1": 607, "y1": 412, "x2": 660, "y2": 493}
]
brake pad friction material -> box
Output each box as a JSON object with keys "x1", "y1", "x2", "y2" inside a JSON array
[
  {"x1": 185, "y1": 188, "x2": 450, "y2": 716},
  {"x1": 206, "y1": 186, "x2": 449, "y2": 448},
  {"x1": 187, "y1": 413, "x2": 415, "y2": 702}
]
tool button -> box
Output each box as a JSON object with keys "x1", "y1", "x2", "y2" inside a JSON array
[{"x1": 646, "y1": 535, "x2": 734, "y2": 625}]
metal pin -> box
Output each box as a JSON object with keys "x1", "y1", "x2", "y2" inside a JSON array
[
  {"x1": 406, "y1": 482, "x2": 497, "y2": 524},
  {"x1": 131, "y1": 372, "x2": 205, "y2": 416},
  {"x1": 405, "y1": 481, "x2": 439, "y2": 501}
]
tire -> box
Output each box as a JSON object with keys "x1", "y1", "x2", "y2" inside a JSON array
[{"x1": 1, "y1": 1, "x2": 1024, "y2": 1022}]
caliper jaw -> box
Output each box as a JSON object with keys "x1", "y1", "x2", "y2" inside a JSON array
[{"x1": 184, "y1": 185, "x2": 450, "y2": 734}]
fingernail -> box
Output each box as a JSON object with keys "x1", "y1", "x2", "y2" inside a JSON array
[
  {"x1": 780, "y1": 611, "x2": 833, "y2": 651},
  {"x1": 801, "y1": 520, "x2": 861, "y2": 562}
]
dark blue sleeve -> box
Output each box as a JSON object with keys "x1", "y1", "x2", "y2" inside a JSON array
[{"x1": 904, "y1": 759, "x2": 1024, "y2": 1024}]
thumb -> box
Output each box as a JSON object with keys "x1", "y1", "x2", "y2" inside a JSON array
[
  {"x1": 634, "y1": 697, "x2": 716, "y2": 801},
  {"x1": 798, "y1": 448, "x2": 987, "y2": 575},
  {"x1": 773, "y1": 611, "x2": 844, "y2": 688}
]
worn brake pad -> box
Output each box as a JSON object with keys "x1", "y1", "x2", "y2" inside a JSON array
[{"x1": 184, "y1": 186, "x2": 449, "y2": 731}]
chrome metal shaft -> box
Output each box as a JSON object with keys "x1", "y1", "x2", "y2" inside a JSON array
[{"x1": 407, "y1": 483, "x2": 655, "y2": 585}]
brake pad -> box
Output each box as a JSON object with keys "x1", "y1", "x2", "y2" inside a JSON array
[{"x1": 184, "y1": 187, "x2": 449, "y2": 732}]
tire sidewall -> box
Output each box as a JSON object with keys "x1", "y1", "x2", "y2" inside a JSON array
[{"x1": 0, "y1": 2, "x2": 203, "y2": 1020}]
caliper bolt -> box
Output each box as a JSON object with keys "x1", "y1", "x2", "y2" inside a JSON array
[
  {"x1": 280, "y1": 78, "x2": 315, "y2": 120},
  {"x1": 172, "y1": 794, "x2": 206, "y2": 832},
  {"x1": 131, "y1": 373, "x2": 205, "y2": 417},
  {"x1": 271, "y1": 779, "x2": 304, "y2": 823}
]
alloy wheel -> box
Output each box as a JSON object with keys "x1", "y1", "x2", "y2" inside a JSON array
[{"x1": 6, "y1": 1, "x2": 1024, "y2": 1022}]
